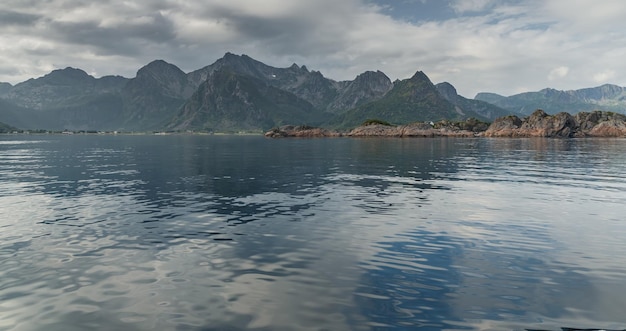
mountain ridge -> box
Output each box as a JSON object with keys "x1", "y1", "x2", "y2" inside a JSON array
[
  {"x1": 1, "y1": 53, "x2": 516, "y2": 131},
  {"x1": 475, "y1": 84, "x2": 626, "y2": 115}
]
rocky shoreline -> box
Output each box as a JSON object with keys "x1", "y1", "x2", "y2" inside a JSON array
[
  {"x1": 484, "y1": 109, "x2": 626, "y2": 137},
  {"x1": 264, "y1": 125, "x2": 343, "y2": 138},
  {"x1": 265, "y1": 110, "x2": 626, "y2": 138}
]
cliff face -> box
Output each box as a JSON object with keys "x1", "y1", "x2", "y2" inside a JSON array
[
  {"x1": 120, "y1": 60, "x2": 192, "y2": 130},
  {"x1": 168, "y1": 69, "x2": 324, "y2": 132},
  {"x1": 484, "y1": 109, "x2": 626, "y2": 137},
  {"x1": 326, "y1": 71, "x2": 393, "y2": 113}
]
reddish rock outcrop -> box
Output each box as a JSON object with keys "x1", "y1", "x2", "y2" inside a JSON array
[
  {"x1": 267, "y1": 110, "x2": 626, "y2": 138},
  {"x1": 484, "y1": 109, "x2": 626, "y2": 137},
  {"x1": 575, "y1": 111, "x2": 626, "y2": 137},
  {"x1": 484, "y1": 110, "x2": 576, "y2": 137}
]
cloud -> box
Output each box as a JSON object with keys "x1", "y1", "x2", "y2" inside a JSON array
[
  {"x1": 0, "y1": 9, "x2": 41, "y2": 26},
  {"x1": 0, "y1": 0, "x2": 626, "y2": 97},
  {"x1": 593, "y1": 70, "x2": 616, "y2": 83},
  {"x1": 548, "y1": 66, "x2": 569, "y2": 81},
  {"x1": 450, "y1": 0, "x2": 494, "y2": 13}
]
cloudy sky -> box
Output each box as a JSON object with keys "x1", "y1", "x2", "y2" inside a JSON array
[{"x1": 1, "y1": 0, "x2": 625, "y2": 97}]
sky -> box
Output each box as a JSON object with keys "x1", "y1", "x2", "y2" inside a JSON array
[{"x1": 1, "y1": 0, "x2": 626, "y2": 97}]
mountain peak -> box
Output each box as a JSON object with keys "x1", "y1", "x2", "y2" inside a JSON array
[
  {"x1": 46, "y1": 67, "x2": 90, "y2": 79},
  {"x1": 136, "y1": 60, "x2": 185, "y2": 80},
  {"x1": 146, "y1": 59, "x2": 170, "y2": 66},
  {"x1": 355, "y1": 70, "x2": 389, "y2": 81},
  {"x1": 435, "y1": 82, "x2": 458, "y2": 102},
  {"x1": 220, "y1": 52, "x2": 256, "y2": 64},
  {"x1": 141, "y1": 59, "x2": 178, "y2": 71},
  {"x1": 409, "y1": 70, "x2": 431, "y2": 83},
  {"x1": 223, "y1": 52, "x2": 238, "y2": 58}
]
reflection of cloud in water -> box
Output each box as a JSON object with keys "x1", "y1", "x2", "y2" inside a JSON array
[{"x1": 3, "y1": 136, "x2": 626, "y2": 330}]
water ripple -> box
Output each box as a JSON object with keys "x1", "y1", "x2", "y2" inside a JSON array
[{"x1": 1, "y1": 136, "x2": 626, "y2": 330}]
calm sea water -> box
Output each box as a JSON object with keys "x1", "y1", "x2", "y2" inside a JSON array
[{"x1": 1, "y1": 135, "x2": 625, "y2": 331}]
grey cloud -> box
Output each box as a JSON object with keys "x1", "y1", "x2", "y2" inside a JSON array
[
  {"x1": 200, "y1": 3, "x2": 352, "y2": 56},
  {"x1": 0, "y1": 9, "x2": 41, "y2": 25},
  {"x1": 1, "y1": 0, "x2": 626, "y2": 97},
  {"x1": 45, "y1": 12, "x2": 177, "y2": 56}
]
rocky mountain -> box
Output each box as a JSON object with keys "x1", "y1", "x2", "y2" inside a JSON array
[
  {"x1": 330, "y1": 71, "x2": 494, "y2": 129},
  {"x1": 2, "y1": 67, "x2": 126, "y2": 110},
  {"x1": 167, "y1": 68, "x2": 326, "y2": 132},
  {"x1": 188, "y1": 53, "x2": 339, "y2": 110},
  {"x1": 436, "y1": 82, "x2": 512, "y2": 120},
  {"x1": 327, "y1": 71, "x2": 393, "y2": 113},
  {"x1": 475, "y1": 84, "x2": 626, "y2": 115},
  {"x1": 0, "y1": 98, "x2": 32, "y2": 129},
  {"x1": 120, "y1": 60, "x2": 195, "y2": 130},
  {"x1": 0, "y1": 52, "x2": 512, "y2": 132},
  {"x1": 0, "y1": 68, "x2": 128, "y2": 130}
]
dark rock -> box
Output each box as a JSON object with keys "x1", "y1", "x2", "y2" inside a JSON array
[
  {"x1": 576, "y1": 111, "x2": 626, "y2": 137},
  {"x1": 170, "y1": 69, "x2": 323, "y2": 133},
  {"x1": 265, "y1": 125, "x2": 342, "y2": 138},
  {"x1": 327, "y1": 71, "x2": 392, "y2": 113}
]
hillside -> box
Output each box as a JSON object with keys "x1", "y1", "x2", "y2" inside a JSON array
[
  {"x1": 331, "y1": 71, "x2": 490, "y2": 129},
  {"x1": 167, "y1": 69, "x2": 326, "y2": 132},
  {"x1": 475, "y1": 84, "x2": 626, "y2": 115},
  {"x1": 0, "y1": 120, "x2": 17, "y2": 133}
]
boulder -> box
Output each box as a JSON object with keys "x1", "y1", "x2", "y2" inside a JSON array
[
  {"x1": 586, "y1": 119, "x2": 626, "y2": 137},
  {"x1": 519, "y1": 110, "x2": 576, "y2": 137},
  {"x1": 575, "y1": 111, "x2": 626, "y2": 136},
  {"x1": 485, "y1": 109, "x2": 575, "y2": 137},
  {"x1": 482, "y1": 115, "x2": 522, "y2": 137}
]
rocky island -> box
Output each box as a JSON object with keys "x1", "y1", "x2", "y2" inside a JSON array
[
  {"x1": 266, "y1": 110, "x2": 626, "y2": 138},
  {"x1": 483, "y1": 109, "x2": 626, "y2": 137}
]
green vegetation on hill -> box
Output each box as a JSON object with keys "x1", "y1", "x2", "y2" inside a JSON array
[
  {"x1": 330, "y1": 71, "x2": 491, "y2": 129},
  {"x1": 362, "y1": 119, "x2": 392, "y2": 126}
]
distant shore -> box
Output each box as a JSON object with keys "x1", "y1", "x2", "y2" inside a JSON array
[
  {"x1": 3, "y1": 110, "x2": 625, "y2": 138},
  {"x1": 265, "y1": 110, "x2": 626, "y2": 138}
]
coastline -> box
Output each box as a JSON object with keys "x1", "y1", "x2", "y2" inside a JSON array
[{"x1": 266, "y1": 110, "x2": 626, "y2": 138}]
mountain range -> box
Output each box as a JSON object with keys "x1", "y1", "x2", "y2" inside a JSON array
[
  {"x1": 475, "y1": 84, "x2": 626, "y2": 116},
  {"x1": 1, "y1": 53, "x2": 624, "y2": 132}
]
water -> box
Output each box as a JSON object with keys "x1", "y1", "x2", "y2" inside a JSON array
[{"x1": 1, "y1": 135, "x2": 625, "y2": 331}]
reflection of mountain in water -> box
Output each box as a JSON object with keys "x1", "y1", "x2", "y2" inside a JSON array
[
  {"x1": 355, "y1": 230, "x2": 469, "y2": 330},
  {"x1": 354, "y1": 223, "x2": 607, "y2": 330}
]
